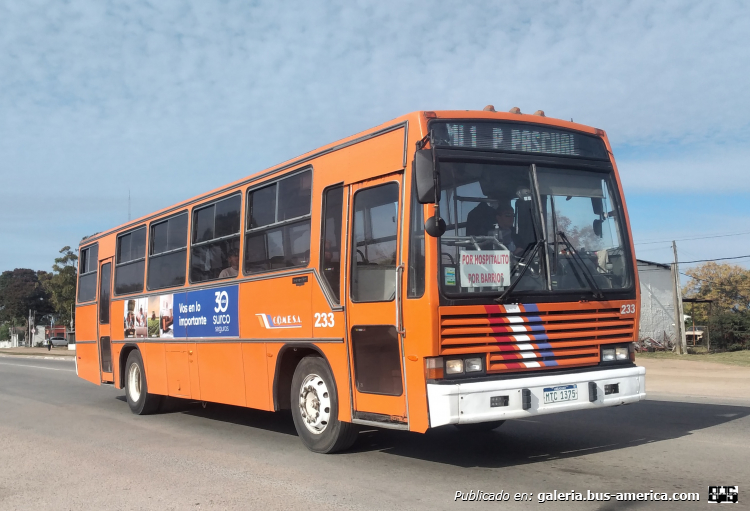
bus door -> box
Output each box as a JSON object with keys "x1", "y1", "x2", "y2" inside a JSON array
[
  {"x1": 345, "y1": 174, "x2": 407, "y2": 421},
  {"x1": 97, "y1": 258, "x2": 114, "y2": 383}
]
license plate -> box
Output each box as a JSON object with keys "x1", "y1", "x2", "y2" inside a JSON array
[{"x1": 543, "y1": 384, "x2": 578, "y2": 404}]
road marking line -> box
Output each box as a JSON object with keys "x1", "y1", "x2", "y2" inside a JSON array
[
  {"x1": 0, "y1": 362, "x2": 75, "y2": 372},
  {"x1": 559, "y1": 443, "x2": 616, "y2": 454}
]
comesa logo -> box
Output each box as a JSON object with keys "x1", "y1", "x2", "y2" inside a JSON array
[{"x1": 256, "y1": 314, "x2": 303, "y2": 329}]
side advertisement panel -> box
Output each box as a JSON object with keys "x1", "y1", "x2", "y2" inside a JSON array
[
  {"x1": 174, "y1": 285, "x2": 239, "y2": 338},
  {"x1": 121, "y1": 284, "x2": 239, "y2": 339}
]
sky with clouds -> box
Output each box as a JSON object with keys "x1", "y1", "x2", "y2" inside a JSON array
[{"x1": 1, "y1": 0, "x2": 749, "y2": 276}]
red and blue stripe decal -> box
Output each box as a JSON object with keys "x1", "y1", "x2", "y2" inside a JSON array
[{"x1": 482, "y1": 303, "x2": 559, "y2": 368}]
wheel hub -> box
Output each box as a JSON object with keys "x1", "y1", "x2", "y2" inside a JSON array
[
  {"x1": 298, "y1": 374, "x2": 331, "y2": 435},
  {"x1": 127, "y1": 362, "x2": 142, "y2": 402}
]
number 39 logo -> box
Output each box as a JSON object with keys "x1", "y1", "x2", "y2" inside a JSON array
[
  {"x1": 620, "y1": 303, "x2": 636, "y2": 315},
  {"x1": 214, "y1": 291, "x2": 229, "y2": 313}
]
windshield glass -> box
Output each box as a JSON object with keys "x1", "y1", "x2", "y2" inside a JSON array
[
  {"x1": 438, "y1": 162, "x2": 545, "y2": 295},
  {"x1": 537, "y1": 167, "x2": 631, "y2": 292},
  {"x1": 437, "y1": 161, "x2": 631, "y2": 298}
]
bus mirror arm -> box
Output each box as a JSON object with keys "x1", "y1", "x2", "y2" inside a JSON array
[{"x1": 415, "y1": 132, "x2": 446, "y2": 237}]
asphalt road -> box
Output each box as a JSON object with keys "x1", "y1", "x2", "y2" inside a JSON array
[{"x1": 1, "y1": 356, "x2": 748, "y2": 510}]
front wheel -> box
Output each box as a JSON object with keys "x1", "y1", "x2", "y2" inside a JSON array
[
  {"x1": 291, "y1": 356, "x2": 358, "y2": 453},
  {"x1": 125, "y1": 350, "x2": 162, "y2": 415}
]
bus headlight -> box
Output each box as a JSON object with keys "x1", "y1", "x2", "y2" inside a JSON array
[
  {"x1": 601, "y1": 344, "x2": 631, "y2": 363},
  {"x1": 445, "y1": 359, "x2": 464, "y2": 375},
  {"x1": 465, "y1": 357, "x2": 483, "y2": 372},
  {"x1": 602, "y1": 348, "x2": 616, "y2": 362}
]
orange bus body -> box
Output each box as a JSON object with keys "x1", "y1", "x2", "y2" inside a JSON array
[{"x1": 76, "y1": 109, "x2": 644, "y2": 449}]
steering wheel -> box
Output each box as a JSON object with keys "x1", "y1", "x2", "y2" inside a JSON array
[
  {"x1": 356, "y1": 249, "x2": 368, "y2": 264},
  {"x1": 511, "y1": 244, "x2": 538, "y2": 277}
]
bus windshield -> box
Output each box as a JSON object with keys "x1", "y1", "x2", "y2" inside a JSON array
[{"x1": 437, "y1": 161, "x2": 632, "y2": 298}]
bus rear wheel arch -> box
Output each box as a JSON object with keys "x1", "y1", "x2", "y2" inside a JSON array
[{"x1": 290, "y1": 355, "x2": 358, "y2": 453}]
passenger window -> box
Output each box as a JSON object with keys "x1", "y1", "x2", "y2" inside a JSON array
[
  {"x1": 114, "y1": 227, "x2": 146, "y2": 295},
  {"x1": 78, "y1": 243, "x2": 98, "y2": 302},
  {"x1": 247, "y1": 183, "x2": 276, "y2": 228},
  {"x1": 278, "y1": 171, "x2": 312, "y2": 221},
  {"x1": 320, "y1": 186, "x2": 343, "y2": 303},
  {"x1": 190, "y1": 195, "x2": 241, "y2": 282},
  {"x1": 244, "y1": 169, "x2": 312, "y2": 274},
  {"x1": 148, "y1": 212, "x2": 188, "y2": 290},
  {"x1": 350, "y1": 183, "x2": 399, "y2": 302}
]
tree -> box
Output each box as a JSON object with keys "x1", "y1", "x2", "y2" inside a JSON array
[
  {"x1": 556, "y1": 212, "x2": 603, "y2": 251},
  {"x1": 0, "y1": 323, "x2": 9, "y2": 341},
  {"x1": 41, "y1": 246, "x2": 78, "y2": 326},
  {"x1": 683, "y1": 262, "x2": 750, "y2": 313},
  {"x1": 0, "y1": 269, "x2": 55, "y2": 323},
  {"x1": 683, "y1": 262, "x2": 750, "y2": 350}
]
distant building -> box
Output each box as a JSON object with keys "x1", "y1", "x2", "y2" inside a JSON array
[{"x1": 637, "y1": 259, "x2": 675, "y2": 344}]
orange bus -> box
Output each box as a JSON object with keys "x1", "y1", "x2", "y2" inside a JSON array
[{"x1": 75, "y1": 107, "x2": 645, "y2": 453}]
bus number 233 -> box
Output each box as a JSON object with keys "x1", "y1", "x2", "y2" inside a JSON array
[{"x1": 314, "y1": 313, "x2": 335, "y2": 328}]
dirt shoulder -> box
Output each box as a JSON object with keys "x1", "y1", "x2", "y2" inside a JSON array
[
  {"x1": 637, "y1": 350, "x2": 750, "y2": 367},
  {"x1": 0, "y1": 347, "x2": 75, "y2": 358},
  {"x1": 638, "y1": 357, "x2": 750, "y2": 401}
]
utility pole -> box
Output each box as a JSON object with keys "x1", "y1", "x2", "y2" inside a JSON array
[
  {"x1": 671, "y1": 241, "x2": 687, "y2": 354},
  {"x1": 128, "y1": 189, "x2": 131, "y2": 221},
  {"x1": 27, "y1": 309, "x2": 33, "y2": 348}
]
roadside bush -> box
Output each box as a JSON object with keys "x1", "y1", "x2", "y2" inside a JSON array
[{"x1": 709, "y1": 310, "x2": 750, "y2": 351}]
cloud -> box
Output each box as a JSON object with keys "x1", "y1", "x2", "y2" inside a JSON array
[
  {"x1": 0, "y1": 0, "x2": 749, "y2": 270},
  {"x1": 617, "y1": 144, "x2": 750, "y2": 193}
]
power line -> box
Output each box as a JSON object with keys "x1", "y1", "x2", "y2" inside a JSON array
[
  {"x1": 679, "y1": 254, "x2": 750, "y2": 264},
  {"x1": 634, "y1": 230, "x2": 750, "y2": 246},
  {"x1": 680, "y1": 270, "x2": 750, "y2": 288}
]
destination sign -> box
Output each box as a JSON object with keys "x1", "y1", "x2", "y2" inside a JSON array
[{"x1": 430, "y1": 121, "x2": 609, "y2": 160}]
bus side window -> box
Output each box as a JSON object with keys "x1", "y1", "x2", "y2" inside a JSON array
[
  {"x1": 190, "y1": 194, "x2": 241, "y2": 283},
  {"x1": 114, "y1": 227, "x2": 146, "y2": 295},
  {"x1": 244, "y1": 169, "x2": 312, "y2": 275},
  {"x1": 351, "y1": 183, "x2": 399, "y2": 303},
  {"x1": 78, "y1": 243, "x2": 98, "y2": 302},
  {"x1": 148, "y1": 212, "x2": 188, "y2": 290},
  {"x1": 320, "y1": 186, "x2": 343, "y2": 303}
]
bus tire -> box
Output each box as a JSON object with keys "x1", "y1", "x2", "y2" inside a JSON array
[
  {"x1": 291, "y1": 356, "x2": 358, "y2": 453},
  {"x1": 125, "y1": 350, "x2": 161, "y2": 415},
  {"x1": 455, "y1": 420, "x2": 505, "y2": 432}
]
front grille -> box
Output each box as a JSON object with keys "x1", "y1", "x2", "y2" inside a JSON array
[{"x1": 439, "y1": 303, "x2": 635, "y2": 373}]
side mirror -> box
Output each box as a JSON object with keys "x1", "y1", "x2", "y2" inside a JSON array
[
  {"x1": 591, "y1": 197, "x2": 604, "y2": 216},
  {"x1": 414, "y1": 149, "x2": 440, "y2": 204},
  {"x1": 425, "y1": 214, "x2": 446, "y2": 237},
  {"x1": 593, "y1": 219, "x2": 603, "y2": 238}
]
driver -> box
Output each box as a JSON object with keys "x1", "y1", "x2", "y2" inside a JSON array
[
  {"x1": 494, "y1": 202, "x2": 523, "y2": 254},
  {"x1": 465, "y1": 201, "x2": 498, "y2": 237}
]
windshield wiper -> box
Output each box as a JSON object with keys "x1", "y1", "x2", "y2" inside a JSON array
[
  {"x1": 557, "y1": 231, "x2": 604, "y2": 300},
  {"x1": 495, "y1": 239, "x2": 543, "y2": 303}
]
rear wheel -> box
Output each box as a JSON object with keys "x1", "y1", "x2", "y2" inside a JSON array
[
  {"x1": 125, "y1": 350, "x2": 162, "y2": 415},
  {"x1": 455, "y1": 420, "x2": 505, "y2": 432},
  {"x1": 291, "y1": 356, "x2": 358, "y2": 453}
]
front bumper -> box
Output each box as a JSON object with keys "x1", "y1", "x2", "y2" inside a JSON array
[{"x1": 427, "y1": 365, "x2": 646, "y2": 427}]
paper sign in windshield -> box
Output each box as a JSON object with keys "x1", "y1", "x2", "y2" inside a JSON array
[{"x1": 459, "y1": 250, "x2": 511, "y2": 288}]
